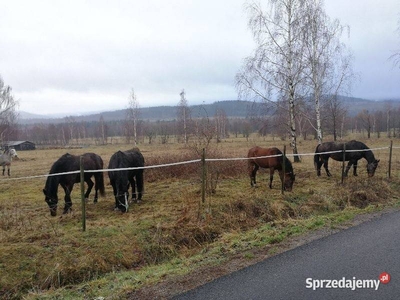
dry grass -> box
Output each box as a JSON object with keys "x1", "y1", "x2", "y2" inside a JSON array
[{"x1": 0, "y1": 134, "x2": 400, "y2": 299}]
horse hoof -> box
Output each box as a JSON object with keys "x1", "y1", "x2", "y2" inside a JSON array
[
  {"x1": 63, "y1": 208, "x2": 72, "y2": 214},
  {"x1": 94, "y1": 199, "x2": 98, "y2": 204}
]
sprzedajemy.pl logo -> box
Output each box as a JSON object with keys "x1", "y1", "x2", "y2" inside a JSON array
[{"x1": 306, "y1": 272, "x2": 391, "y2": 291}]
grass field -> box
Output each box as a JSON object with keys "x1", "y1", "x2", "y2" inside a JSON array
[{"x1": 1, "y1": 134, "x2": 400, "y2": 299}]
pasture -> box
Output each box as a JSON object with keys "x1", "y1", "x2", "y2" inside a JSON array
[{"x1": 1, "y1": 135, "x2": 400, "y2": 299}]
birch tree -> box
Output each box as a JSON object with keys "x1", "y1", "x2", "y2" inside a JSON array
[
  {"x1": 236, "y1": 0, "x2": 308, "y2": 162},
  {"x1": 125, "y1": 89, "x2": 140, "y2": 145},
  {"x1": 177, "y1": 89, "x2": 190, "y2": 144},
  {"x1": 302, "y1": 0, "x2": 353, "y2": 144},
  {"x1": 0, "y1": 76, "x2": 18, "y2": 142},
  {"x1": 390, "y1": 15, "x2": 400, "y2": 67}
]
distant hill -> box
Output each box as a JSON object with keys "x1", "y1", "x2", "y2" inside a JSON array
[
  {"x1": 336, "y1": 96, "x2": 400, "y2": 116},
  {"x1": 18, "y1": 100, "x2": 259, "y2": 124},
  {"x1": 17, "y1": 97, "x2": 400, "y2": 124}
]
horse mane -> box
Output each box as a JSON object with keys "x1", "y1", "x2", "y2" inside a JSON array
[
  {"x1": 272, "y1": 147, "x2": 293, "y2": 173},
  {"x1": 49, "y1": 153, "x2": 77, "y2": 174},
  {"x1": 283, "y1": 156, "x2": 294, "y2": 173},
  {"x1": 347, "y1": 140, "x2": 376, "y2": 162}
]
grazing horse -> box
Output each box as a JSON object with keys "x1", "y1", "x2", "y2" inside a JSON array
[
  {"x1": 247, "y1": 146, "x2": 295, "y2": 191},
  {"x1": 0, "y1": 147, "x2": 18, "y2": 176},
  {"x1": 314, "y1": 140, "x2": 380, "y2": 177},
  {"x1": 108, "y1": 148, "x2": 145, "y2": 212},
  {"x1": 43, "y1": 153, "x2": 105, "y2": 216}
]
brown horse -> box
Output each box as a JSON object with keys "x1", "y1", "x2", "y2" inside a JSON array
[{"x1": 248, "y1": 146, "x2": 295, "y2": 191}]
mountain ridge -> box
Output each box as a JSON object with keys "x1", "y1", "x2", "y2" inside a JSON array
[{"x1": 17, "y1": 97, "x2": 400, "y2": 124}]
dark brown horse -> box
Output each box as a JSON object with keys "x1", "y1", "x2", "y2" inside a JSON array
[
  {"x1": 314, "y1": 140, "x2": 380, "y2": 177},
  {"x1": 248, "y1": 146, "x2": 295, "y2": 191},
  {"x1": 43, "y1": 153, "x2": 105, "y2": 216}
]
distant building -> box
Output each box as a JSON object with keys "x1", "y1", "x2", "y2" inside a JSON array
[{"x1": 3, "y1": 141, "x2": 36, "y2": 151}]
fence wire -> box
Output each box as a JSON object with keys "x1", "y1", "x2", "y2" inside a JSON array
[{"x1": 0, "y1": 146, "x2": 393, "y2": 182}]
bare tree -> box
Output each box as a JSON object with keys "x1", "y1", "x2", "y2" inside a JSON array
[
  {"x1": 214, "y1": 108, "x2": 228, "y2": 142},
  {"x1": 384, "y1": 102, "x2": 392, "y2": 138},
  {"x1": 98, "y1": 115, "x2": 108, "y2": 145},
  {"x1": 302, "y1": 0, "x2": 353, "y2": 144},
  {"x1": 236, "y1": 0, "x2": 309, "y2": 162},
  {"x1": 125, "y1": 89, "x2": 140, "y2": 145},
  {"x1": 177, "y1": 89, "x2": 191, "y2": 144},
  {"x1": 357, "y1": 109, "x2": 373, "y2": 138},
  {"x1": 390, "y1": 15, "x2": 400, "y2": 67},
  {"x1": 323, "y1": 95, "x2": 347, "y2": 141},
  {"x1": 0, "y1": 76, "x2": 18, "y2": 143}
]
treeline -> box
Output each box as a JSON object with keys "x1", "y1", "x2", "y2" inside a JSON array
[{"x1": 8, "y1": 103, "x2": 400, "y2": 146}]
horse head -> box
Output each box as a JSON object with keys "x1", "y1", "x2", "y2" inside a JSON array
[
  {"x1": 43, "y1": 189, "x2": 58, "y2": 216},
  {"x1": 114, "y1": 175, "x2": 130, "y2": 212},
  {"x1": 284, "y1": 172, "x2": 296, "y2": 191},
  {"x1": 367, "y1": 159, "x2": 380, "y2": 177},
  {"x1": 5, "y1": 148, "x2": 18, "y2": 159},
  {"x1": 10, "y1": 148, "x2": 18, "y2": 158},
  {"x1": 115, "y1": 192, "x2": 129, "y2": 212}
]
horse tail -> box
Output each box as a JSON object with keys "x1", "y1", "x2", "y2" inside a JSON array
[
  {"x1": 95, "y1": 155, "x2": 106, "y2": 197},
  {"x1": 314, "y1": 144, "x2": 321, "y2": 170},
  {"x1": 97, "y1": 171, "x2": 106, "y2": 197}
]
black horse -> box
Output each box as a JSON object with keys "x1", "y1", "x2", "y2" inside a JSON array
[
  {"x1": 43, "y1": 153, "x2": 105, "y2": 216},
  {"x1": 314, "y1": 140, "x2": 380, "y2": 177},
  {"x1": 108, "y1": 148, "x2": 145, "y2": 212}
]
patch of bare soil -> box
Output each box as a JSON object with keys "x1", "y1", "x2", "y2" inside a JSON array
[{"x1": 127, "y1": 207, "x2": 399, "y2": 300}]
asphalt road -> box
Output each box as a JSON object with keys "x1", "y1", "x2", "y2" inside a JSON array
[{"x1": 174, "y1": 210, "x2": 400, "y2": 300}]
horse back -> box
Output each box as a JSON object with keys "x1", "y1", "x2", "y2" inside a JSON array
[
  {"x1": 248, "y1": 146, "x2": 282, "y2": 169},
  {"x1": 124, "y1": 149, "x2": 145, "y2": 169}
]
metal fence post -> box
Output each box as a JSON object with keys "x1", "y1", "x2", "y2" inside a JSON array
[
  {"x1": 341, "y1": 143, "x2": 346, "y2": 184},
  {"x1": 201, "y1": 148, "x2": 206, "y2": 204},
  {"x1": 80, "y1": 156, "x2": 86, "y2": 232},
  {"x1": 388, "y1": 140, "x2": 393, "y2": 178},
  {"x1": 281, "y1": 145, "x2": 286, "y2": 195}
]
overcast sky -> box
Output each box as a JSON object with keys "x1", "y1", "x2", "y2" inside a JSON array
[{"x1": 1, "y1": 0, "x2": 399, "y2": 116}]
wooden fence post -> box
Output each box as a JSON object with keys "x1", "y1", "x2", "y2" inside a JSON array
[
  {"x1": 341, "y1": 143, "x2": 346, "y2": 184},
  {"x1": 80, "y1": 156, "x2": 86, "y2": 232},
  {"x1": 388, "y1": 140, "x2": 393, "y2": 178}
]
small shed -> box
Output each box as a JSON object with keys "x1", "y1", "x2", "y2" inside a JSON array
[{"x1": 3, "y1": 141, "x2": 36, "y2": 151}]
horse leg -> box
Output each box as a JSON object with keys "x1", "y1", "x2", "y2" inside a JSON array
[
  {"x1": 93, "y1": 174, "x2": 101, "y2": 203},
  {"x1": 2, "y1": 166, "x2": 4, "y2": 176},
  {"x1": 323, "y1": 157, "x2": 332, "y2": 177},
  {"x1": 269, "y1": 168, "x2": 274, "y2": 189},
  {"x1": 7, "y1": 165, "x2": 10, "y2": 176},
  {"x1": 352, "y1": 160, "x2": 358, "y2": 176},
  {"x1": 316, "y1": 155, "x2": 325, "y2": 177},
  {"x1": 85, "y1": 177, "x2": 94, "y2": 202},
  {"x1": 61, "y1": 184, "x2": 73, "y2": 214},
  {"x1": 316, "y1": 161, "x2": 322, "y2": 177},
  {"x1": 136, "y1": 171, "x2": 144, "y2": 202},
  {"x1": 250, "y1": 164, "x2": 259, "y2": 187},
  {"x1": 344, "y1": 161, "x2": 353, "y2": 177},
  {"x1": 129, "y1": 177, "x2": 137, "y2": 202}
]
